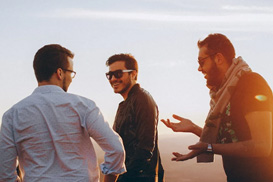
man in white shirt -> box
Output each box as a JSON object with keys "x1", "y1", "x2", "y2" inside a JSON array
[{"x1": 0, "y1": 44, "x2": 126, "y2": 182}]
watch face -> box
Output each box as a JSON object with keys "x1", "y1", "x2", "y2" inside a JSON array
[{"x1": 207, "y1": 144, "x2": 213, "y2": 152}]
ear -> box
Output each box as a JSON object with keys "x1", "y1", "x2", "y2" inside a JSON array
[
  {"x1": 131, "y1": 70, "x2": 137, "y2": 81},
  {"x1": 56, "y1": 68, "x2": 63, "y2": 80},
  {"x1": 214, "y1": 53, "x2": 225, "y2": 65}
]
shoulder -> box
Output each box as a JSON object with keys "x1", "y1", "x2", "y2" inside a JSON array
[
  {"x1": 134, "y1": 86, "x2": 155, "y2": 101},
  {"x1": 233, "y1": 72, "x2": 273, "y2": 112},
  {"x1": 239, "y1": 72, "x2": 266, "y2": 83},
  {"x1": 65, "y1": 93, "x2": 98, "y2": 110},
  {"x1": 68, "y1": 93, "x2": 95, "y2": 104},
  {"x1": 2, "y1": 97, "x2": 30, "y2": 124},
  {"x1": 5, "y1": 94, "x2": 33, "y2": 113},
  {"x1": 132, "y1": 86, "x2": 157, "y2": 109},
  {"x1": 237, "y1": 72, "x2": 272, "y2": 94}
]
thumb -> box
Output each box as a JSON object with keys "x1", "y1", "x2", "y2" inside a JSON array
[
  {"x1": 172, "y1": 114, "x2": 185, "y2": 121},
  {"x1": 188, "y1": 144, "x2": 199, "y2": 150}
]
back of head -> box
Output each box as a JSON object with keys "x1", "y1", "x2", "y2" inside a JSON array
[
  {"x1": 106, "y1": 53, "x2": 139, "y2": 79},
  {"x1": 33, "y1": 44, "x2": 74, "y2": 82},
  {"x1": 198, "y1": 33, "x2": 236, "y2": 65}
]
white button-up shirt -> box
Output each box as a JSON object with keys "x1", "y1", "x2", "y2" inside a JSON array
[{"x1": 0, "y1": 85, "x2": 126, "y2": 182}]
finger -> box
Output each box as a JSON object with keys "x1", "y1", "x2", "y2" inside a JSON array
[
  {"x1": 160, "y1": 119, "x2": 171, "y2": 127},
  {"x1": 172, "y1": 114, "x2": 185, "y2": 121},
  {"x1": 171, "y1": 157, "x2": 177, "y2": 161},
  {"x1": 176, "y1": 156, "x2": 188, "y2": 161},
  {"x1": 172, "y1": 152, "x2": 182, "y2": 157},
  {"x1": 174, "y1": 154, "x2": 188, "y2": 161},
  {"x1": 166, "y1": 119, "x2": 171, "y2": 126},
  {"x1": 172, "y1": 152, "x2": 181, "y2": 161},
  {"x1": 188, "y1": 145, "x2": 199, "y2": 150},
  {"x1": 160, "y1": 119, "x2": 167, "y2": 125},
  {"x1": 162, "y1": 119, "x2": 172, "y2": 128},
  {"x1": 189, "y1": 142, "x2": 206, "y2": 151}
]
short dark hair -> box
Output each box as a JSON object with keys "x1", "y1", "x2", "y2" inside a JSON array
[
  {"x1": 197, "y1": 33, "x2": 235, "y2": 64},
  {"x1": 106, "y1": 53, "x2": 138, "y2": 79},
  {"x1": 33, "y1": 44, "x2": 74, "y2": 82},
  {"x1": 106, "y1": 53, "x2": 138, "y2": 71}
]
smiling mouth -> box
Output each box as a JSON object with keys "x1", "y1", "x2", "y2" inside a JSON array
[
  {"x1": 111, "y1": 82, "x2": 121, "y2": 88},
  {"x1": 202, "y1": 72, "x2": 207, "y2": 79}
]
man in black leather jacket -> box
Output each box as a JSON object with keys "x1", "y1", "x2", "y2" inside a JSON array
[{"x1": 106, "y1": 53, "x2": 164, "y2": 182}]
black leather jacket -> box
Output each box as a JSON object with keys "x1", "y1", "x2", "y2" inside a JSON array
[{"x1": 113, "y1": 84, "x2": 164, "y2": 180}]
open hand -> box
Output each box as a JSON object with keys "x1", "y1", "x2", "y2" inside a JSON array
[
  {"x1": 172, "y1": 150, "x2": 201, "y2": 161},
  {"x1": 172, "y1": 142, "x2": 208, "y2": 161},
  {"x1": 161, "y1": 114, "x2": 195, "y2": 133}
]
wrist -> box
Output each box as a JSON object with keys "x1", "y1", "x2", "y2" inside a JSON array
[
  {"x1": 206, "y1": 143, "x2": 213, "y2": 153},
  {"x1": 192, "y1": 125, "x2": 202, "y2": 136}
]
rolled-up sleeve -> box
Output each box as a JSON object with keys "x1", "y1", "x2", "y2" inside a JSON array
[
  {"x1": 0, "y1": 112, "x2": 21, "y2": 182},
  {"x1": 84, "y1": 105, "x2": 126, "y2": 175}
]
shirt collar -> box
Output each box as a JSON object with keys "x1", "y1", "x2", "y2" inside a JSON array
[{"x1": 32, "y1": 85, "x2": 65, "y2": 94}]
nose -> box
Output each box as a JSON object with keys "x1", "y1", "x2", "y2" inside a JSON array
[
  {"x1": 109, "y1": 75, "x2": 118, "y2": 82},
  {"x1": 198, "y1": 65, "x2": 202, "y2": 72}
]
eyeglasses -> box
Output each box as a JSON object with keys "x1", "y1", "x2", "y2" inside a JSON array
[
  {"x1": 62, "y1": 69, "x2": 76, "y2": 78},
  {"x1": 106, "y1": 69, "x2": 134, "y2": 80},
  {"x1": 198, "y1": 53, "x2": 217, "y2": 67}
]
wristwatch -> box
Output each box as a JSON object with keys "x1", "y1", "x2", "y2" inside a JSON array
[{"x1": 207, "y1": 143, "x2": 213, "y2": 153}]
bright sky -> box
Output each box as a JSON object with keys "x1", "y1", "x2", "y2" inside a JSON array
[{"x1": 1, "y1": 0, "x2": 273, "y2": 135}]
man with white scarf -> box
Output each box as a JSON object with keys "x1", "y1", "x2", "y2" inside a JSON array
[{"x1": 162, "y1": 33, "x2": 273, "y2": 182}]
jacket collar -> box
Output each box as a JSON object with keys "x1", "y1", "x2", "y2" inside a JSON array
[{"x1": 127, "y1": 83, "x2": 140, "y2": 98}]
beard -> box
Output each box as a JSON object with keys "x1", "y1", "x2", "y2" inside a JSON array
[
  {"x1": 62, "y1": 75, "x2": 68, "y2": 92},
  {"x1": 111, "y1": 77, "x2": 133, "y2": 95},
  {"x1": 206, "y1": 62, "x2": 222, "y2": 89},
  {"x1": 119, "y1": 81, "x2": 132, "y2": 95}
]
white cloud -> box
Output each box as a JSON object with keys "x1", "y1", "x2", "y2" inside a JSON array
[
  {"x1": 38, "y1": 8, "x2": 273, "y2": 33},
  {"x1": 222, "y1": 5, "x2": 273, "y2": 13},
  {"x1": 41, "y1": 8, "x2": 273, "y2": 24}
]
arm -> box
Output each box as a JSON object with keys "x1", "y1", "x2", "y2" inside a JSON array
[
  {"x1": 161, "y1": 114, "x2": 203, "y2": 137},
  {"x1": 84, "y1": 105, "x2": 126, "y2": 176},
  {"x1": 172, "y1": 111, "x2": 272, "y2": 161},
  {"x1": 187, "y1": 111, "x2": 272, "y2": 158},
  {"x1": 0, "y1": 112, "x2": 21, "y2": 182},
  {"x1": 211, "y1": 111, "x2": 272, "y2": 157},
  {"x1": 126, "y1": 93, "x2": 158, "y2": 173}
]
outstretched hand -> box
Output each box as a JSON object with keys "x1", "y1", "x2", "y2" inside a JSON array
[
  {"x1": 161, "y1": 114, "x2": 195, "y2": 133},
  {"x1": 172, "y1": 150, "x2": 199, "y2": 161},
  {"x1": 172, "y1": 142, "x2": 208, "y2": 161}
]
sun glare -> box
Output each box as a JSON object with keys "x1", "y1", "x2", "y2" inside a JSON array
[{"x1": 255, "y1": 95, "x2": 267, "y2": 101}]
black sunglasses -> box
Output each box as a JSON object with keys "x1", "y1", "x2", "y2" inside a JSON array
[{"x1": 106, "y1": 69, "x2": 134, "y2": 80}]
